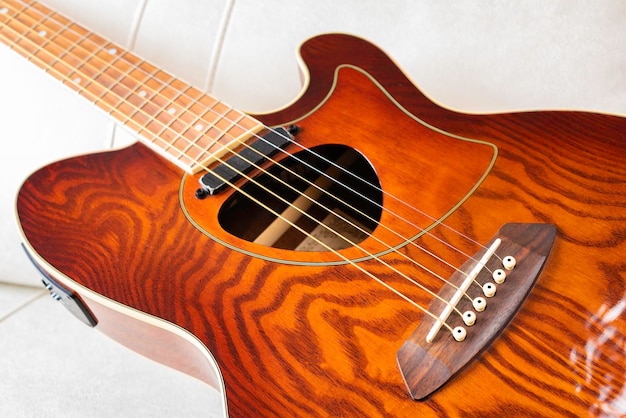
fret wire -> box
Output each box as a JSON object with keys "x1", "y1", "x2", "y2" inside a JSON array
[
  {"x1": 5, "y1": 0, "x2": 262, "y2": 171},
  {"x1": 1, "y1": 2, "x2": 246, "y2": 174},
  {"x1": 110, "y1": 59, "x2": 160, "y2": 111},
  {"x1": 136, "y1": 132, "x2": 193, "y2": 172},
  {"x1": 181, "y1": 125, "x2": 230, "y2": 161},
  {"x1": 79, "y1": 49, "x2": 137, "y2": 104},
  {"x1": 31, "y1": 1, "x2": 244, "y2": 135},
  {"x1": 173, "y1": 95, "x2": 211, "y2": 140},
  {"x1": 104, "y1": 57, "x2": 141, "y2": 103},
  {"x1": 35, "y1": 8, "x2": 85, "y2": 67},
  {"x1": 64, "y1": 32, "x2": 106, "y2": 87},
  {"x1": 4, "y1": 11, "x2": 88, "y2": 112},
  {"x1": 5, "y1": 0, "x2": 198, "y2": 138},
  {"x1": 153, "y1": 84, "x2": 194, "y2": 151},
  {"x1": 5, "y1": 1, "x2": 257, "y2": 146},
  {"x1": 11, "y1": 34, "x2": 75, "y2": 90},
  {"x1": 5, "y1": 1, "x2": 41, "y2": 49},
  {"x1": 16, "y1": 2, "x2": 71, "y2": 74},
  {"x1": 3, "y1": 4, "x2": 72, "y2": 82},
  {"x1": 73, "y1": 34, "x2": 128, "y2": 96},
  {"x1": 21, "y1": 2, "x2": 52, "y2": 47},
  {"x1": 48, "y1": 31, "x2": 90, "y2": 79},
  {"x1": 165, "y1": 94, "x2": 227, "y2": 163},
  {"x1": 2, "y1": 4, "x2": 151, "y2": 135},
  {"x1": 96, "y1": 53, "x2": 141, "y2": 101},
  {"x1": 178, "y1": 91, "x2": 244, "y2": 155},
  {"x1": 90, "y1": 69, "x2": 133, "y2": 112},
  {"x1": 206, "y1": 113, "x2": 247, "y2": 154},
  {"x1": 33, "y1": 19, "x2": 73, "y2": 69},
  {"x1": 95, "y1": 57, "x2": 151, "y2": 124},
  {"x1": 112, "y1": 65, "x2": 167, "y2": 129},
  {"x1": 74, "y1": 42, "x2": 112, "y2": 93},
  {"x1": 189, "y1": 97, "x2": 233, "y2": 133},
  {"x1": 166, "y1": 101, "x2": 220, "y2": 159},
  {"x1": 42, "y1": 9, "x2": 253, "y2": 149},
  {"x1": 29, "y1": 2, "x2": 63, "y2": 42},
  {"x1": 59, "y1": 31, "x2": 96, "y2": 83},
  {"x1": 178, "y1": 98, "x2": 232, "y2": 157},
  {"x1": 127, "y1": 71, "x2": 178, "y2": 142},
  {"x1": 184, "y1": 93, "x2": 221, "y2": 132},
  {"x1": 143, "y1": 79, "x2": 198, "y2": 150}
]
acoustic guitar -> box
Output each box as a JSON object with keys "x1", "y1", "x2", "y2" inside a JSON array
[{"x1": 3, "y1": 1, "x2": 625, "y2": 416}]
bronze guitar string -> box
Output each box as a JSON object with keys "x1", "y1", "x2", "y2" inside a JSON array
[{"x1": 0, "y1": 0, "x2": 504, "y2": 336}]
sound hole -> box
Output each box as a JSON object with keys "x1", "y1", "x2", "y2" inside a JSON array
[{"x1": 218, "y1": 144, "x2": 383, "y2": 251}]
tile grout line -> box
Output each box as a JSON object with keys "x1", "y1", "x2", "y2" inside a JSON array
[
  {"x1": 0, "y1": 289, "x2": 48, "y2": 323},
  {"x1": 126, "y1": 0, "x2": 149, "y2": 50},
  {"x1": 203, "y1": 0, "x2": 236, "y2": 94}
]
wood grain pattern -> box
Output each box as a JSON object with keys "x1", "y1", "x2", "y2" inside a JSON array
[
  {"x1": 397, "y1": 223, "x2": 557, "y2": 400},
  {"x1": 13, "y1": 31, "x2": 626, "y2": 418}
]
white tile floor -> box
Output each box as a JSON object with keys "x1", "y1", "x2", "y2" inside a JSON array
[{"x1": 0, "y1": 282, "x2": 225, "y2": 417}]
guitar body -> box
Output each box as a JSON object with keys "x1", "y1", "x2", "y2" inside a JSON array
[{"x1": 16, "y1": 34, "x2": 626, "y2": 416}]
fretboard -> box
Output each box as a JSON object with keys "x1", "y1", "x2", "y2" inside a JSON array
[{"x1": 0, "y1": 0, "x2": 263, "y2": 174}]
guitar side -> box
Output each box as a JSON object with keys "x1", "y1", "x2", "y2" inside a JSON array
[{"x1": 16, "y1": 34, "x2": 626, "y2": 417}]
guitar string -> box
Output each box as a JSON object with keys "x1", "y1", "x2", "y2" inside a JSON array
[
  {"x1": 0, "y1": 24, "x2": 473, "y2": 326},
  {"x1": 5, "y1": 2, "x2": 491, "y2": 302},
  {"x1": 0, "y1": 1, "x2": 486, "y2": 320},
  {"x1": 0, "y1": 29, "x2": 464, "y2": 333},
  {"x1": 0, "y1": 0, "x2": 482, "y2": 306},
  {"x1": 0, "y1": 3, "x2": 490, "y2": 329},
  {"x1": 11, "y1": 2, "x2": 504, "y2": 334},
  {"x1": 10, "y1": 0, "x2": 498, "y2": 269},
  {"x1": 4, "y1": 2, "x2": 492, "y2": 262},
  {"x1": 3, "y1": 0, "x2": 493, "y2": 288}
]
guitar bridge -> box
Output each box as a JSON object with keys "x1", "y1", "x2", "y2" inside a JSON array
[{"x1": 396, "y1": 223, "x2": 556, "y2": 400}]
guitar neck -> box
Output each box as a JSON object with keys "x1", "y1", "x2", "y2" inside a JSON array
[{"x1": 0, "y1": 0, "x2": 263, "y2": 173}]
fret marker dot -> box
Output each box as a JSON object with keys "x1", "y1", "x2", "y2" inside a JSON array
[
  {"x1": 168, "y1": 108, "x2": 176, "y2": 115},
  {"x1": 73, "y1": 77, "x2": 82, "y2": 84},
  {"x1": 38, "y1": 30, "x2": 47, "y2": 37},
  {"x1": 108, "y1": 47, "x2": 118, "y2": 55},
  {"x1": 194, "y1": 123, "x2": 204, "y2": 131},
  {"x1": 139, "y1": 90, "x2": 147, "y2": 97},
  {"x1": 0, "y1": 7, "x2": 8, "y2": 14}
]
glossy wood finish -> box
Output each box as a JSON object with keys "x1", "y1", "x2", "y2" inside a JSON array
[
  {"x1": 13, "y1": 31, "x2": 626, "y2": 418},
  {"x1": 397, "y1": 223, "x2": 556, "y2": 400}
]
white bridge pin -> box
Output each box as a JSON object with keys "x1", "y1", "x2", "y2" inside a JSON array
[
  {"x1": 473, "y1": 297, "x2": 486, "y2": 312},
  {"x1": 482, "y1": 282, "x2": 497, "y2": 297},
  {"x1": 493, "y1": 268, "x2": 506, "y2": 284},
  {"x1": 453, "y1": 326, "x2": 467, "y2": 342},
  {"x1": 463, "y1": 311, "x2": 476, "y2": 326},
  {"x1": 503, "y1": 255, "x2": 517, "y2": 270}
]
